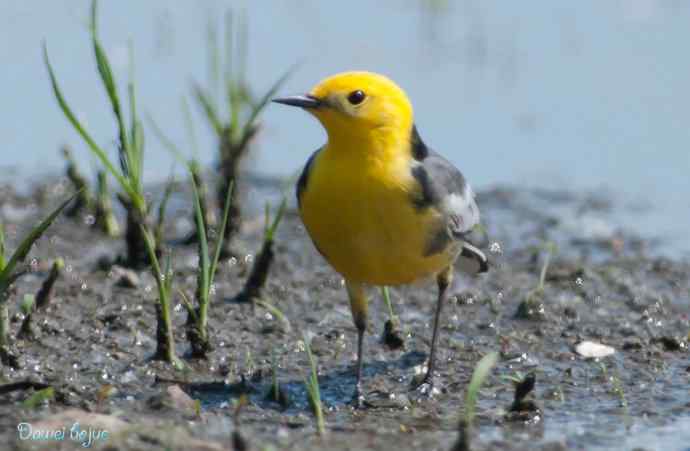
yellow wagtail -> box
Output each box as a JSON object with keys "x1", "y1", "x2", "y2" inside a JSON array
[{"x1": 274, "y1": 71, "x2": 488, "y2": 406}]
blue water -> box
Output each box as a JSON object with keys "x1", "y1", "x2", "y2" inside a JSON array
[{"x1": 1, "y1": 0, "x2": 689, "y2": 256}]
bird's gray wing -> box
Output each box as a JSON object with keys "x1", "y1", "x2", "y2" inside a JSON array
[{"x1": 409, "y1": 126, "x2": 488, "y2": 273}]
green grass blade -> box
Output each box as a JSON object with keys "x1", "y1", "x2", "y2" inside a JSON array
[
  {"x1": 265, "y1": 197, "x2": 287, "y2": 242},
  {"x1": 192, "y1": 82, "x2": 223, "y2": 136},
  {"x1": 191, "y1": 179, "x2": 210, "y2": 295},
  {"x1": 243, "y1": 65, "x2": 295, "y2": 135},
  {"x1": 43, "y1": 43, "x2": 138, "y2": 205},
  {"x1": 90, "y1": 0, "x2": 130, "y2": 171},
  {"x1": 465, "y1": 351, "x2": 499, "y2": 425},
  {"x1": 0, "y1": 223, "x2": 6, "y2": 271},
  {"x1": 147, "y1": 113, "x2": 188, "y2": 167},
  {"x1": 181, "y1": 97, "x2": 200, "y2": 159},
  {"x1": 209, "y1": 181, "x2": 233, "y2": 284},
  {"x1": 237, "y1": 10, "x2": 248, "y2": 89},
  {"x1": 22, "y1": 387, "x2": 54, "y2": 409},
  {"x1": 0, "y1": 191, "x2": 79, "y2": 293},
  {"x1": 381, "y1": 286, "x2": 395, "y2": 319},
  {"x1": 207, "y1": 16, "x2": 220, "y2": 105},
  {"x1": 141, "y1": 226, "x2": 163, "y2": 286},
  {"x1": 223, "y1": 10, "x2": 234, "y2": 91}
]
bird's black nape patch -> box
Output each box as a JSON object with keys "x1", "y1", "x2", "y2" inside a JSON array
[
  {"x1": 296, "y1": 148, "x2": 321, "y2": 208},
  {"x1": 411, "y1": 125, "x2": 429, "y2": 161}
]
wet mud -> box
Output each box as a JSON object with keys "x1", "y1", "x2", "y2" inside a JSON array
[{"x1": 0, "y1": 174, "x2": 688, "y2": 451}]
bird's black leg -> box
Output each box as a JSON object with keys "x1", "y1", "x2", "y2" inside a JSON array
[
  {"x1": 346, "y1": 281, "x2": 368, "y2": 408},
  {"x1": 414, "y1": 266, "x2": 453, "y2": 394}
]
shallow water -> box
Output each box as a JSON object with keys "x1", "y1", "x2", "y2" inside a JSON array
[{"x1": 2, "y1": 0, "x2": 690, "y2": 258}]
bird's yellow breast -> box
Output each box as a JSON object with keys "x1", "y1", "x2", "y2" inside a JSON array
[{"x1": 299, "y1": 146, "x2": 457, "y2": 286}]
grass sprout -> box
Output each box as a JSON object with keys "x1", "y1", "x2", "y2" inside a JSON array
[
  {"x1": 380, "y1": 286, "x2": 405, "y2": 350},
  {"x1": 515, "y1": 241, "x2": 557, "y2": 320},
  {"x1": 141, "y1": 227, "x2": 182, "y2": 369},
  {"x1": 0, "y1": 192, "x2": 78, "y2": 347},
  {"x1": 453, "y1": 351, "x2": 498, "y2": 451},
  {"x1": 302, "y1": 332, "x2": 325, "y2": 436},
  {"x1": 182, "y1": 178, "x2": 233, "y2": 358}
]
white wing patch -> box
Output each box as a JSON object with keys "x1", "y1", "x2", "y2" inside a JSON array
[{"x1": 441, "y1": 183, "x2": 480, "y2": 236}]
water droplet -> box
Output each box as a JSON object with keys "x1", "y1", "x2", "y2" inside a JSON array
[
  {"x1": 489, "y1": 242, "x2": 502, "y2": 254},
  {"x1": 80, "y1": 282, "x2": 88, "y2": 290},
  {"x1": 145, "y1": 285, "x2": 152, "y2": 293},
  {"x1": 174, "y1": 303, "x2": 182, "y2": 312},
  {"x1": 84, "y1": 215, "x2": 95, "y2": 226},
  {"x1": 66, "y1": 265, "x2": 73, "y2": 273},
  {"x1": 264, "y1": 312, "x2": 274, "y2": 321},
  {"x1": 244, "y1": 254, "x2": 254, "y2": 264},
  {"x1": 228, "y1": 257, "x2": 237, "y2": 266},
  {"x1": 575, "y1": 277, "x2": 583, "y2": 286},
  {"x1": 497, "y1": 291, "x2": 504, "y2": 301}
]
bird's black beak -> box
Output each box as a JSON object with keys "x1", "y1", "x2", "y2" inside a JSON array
[{"x1": 272, "y1": 94, "x2": 322, "y2": 109}]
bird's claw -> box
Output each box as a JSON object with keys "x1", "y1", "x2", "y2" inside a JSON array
[
  {"x1": 350, "y1": 389, "x2": 367, "y2": 409},
  {"x1": 410, "y1": 373, "x2": 442, "y2": 399}
]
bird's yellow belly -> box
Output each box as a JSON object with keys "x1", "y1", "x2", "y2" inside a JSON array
[{"x1": 299, "y1": 158, "x2": 457, "y2": 285}]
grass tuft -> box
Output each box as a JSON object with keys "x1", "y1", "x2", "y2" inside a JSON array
[
  {"x1": 302, "y1": 333, "x2": 325, "y2": 436},
  {"x1": 182, "y1": 178, "x2": 233, "y2": 358},
  {"x1": 193, "y1": 11, "x2": 294, "y2": 252},
  {"x1": 44, "y1": 0, "x2": 163, "y2": 267}
]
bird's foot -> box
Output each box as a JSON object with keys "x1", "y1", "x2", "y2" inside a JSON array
[
  {"x1": 349, "y1": 387, "x2": 367, "y2": 409},
  {"x1": 410, "y1": 372, "x2": 442, "y2": 399}
]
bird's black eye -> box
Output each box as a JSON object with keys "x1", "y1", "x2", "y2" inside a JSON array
[{"x1": 347, "y1": 90, "x2": 366, "y2": 105}]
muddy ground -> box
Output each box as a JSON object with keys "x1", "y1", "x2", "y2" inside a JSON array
[{"x1": 0, "y1": 173, "x2": 688, "y2": 451}]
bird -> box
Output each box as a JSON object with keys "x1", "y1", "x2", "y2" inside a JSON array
[{"x1": 273, "y1": 71, "x2": 488, "y2": 406}]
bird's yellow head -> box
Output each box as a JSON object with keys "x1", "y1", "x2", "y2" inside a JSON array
[{"x1": 274, "y1": 71, "x2": 414, "y2": 145}]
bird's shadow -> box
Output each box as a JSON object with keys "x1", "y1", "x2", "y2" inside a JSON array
[{"x1": 179, "y1": 350, "x2": 427, "y2": 413}]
